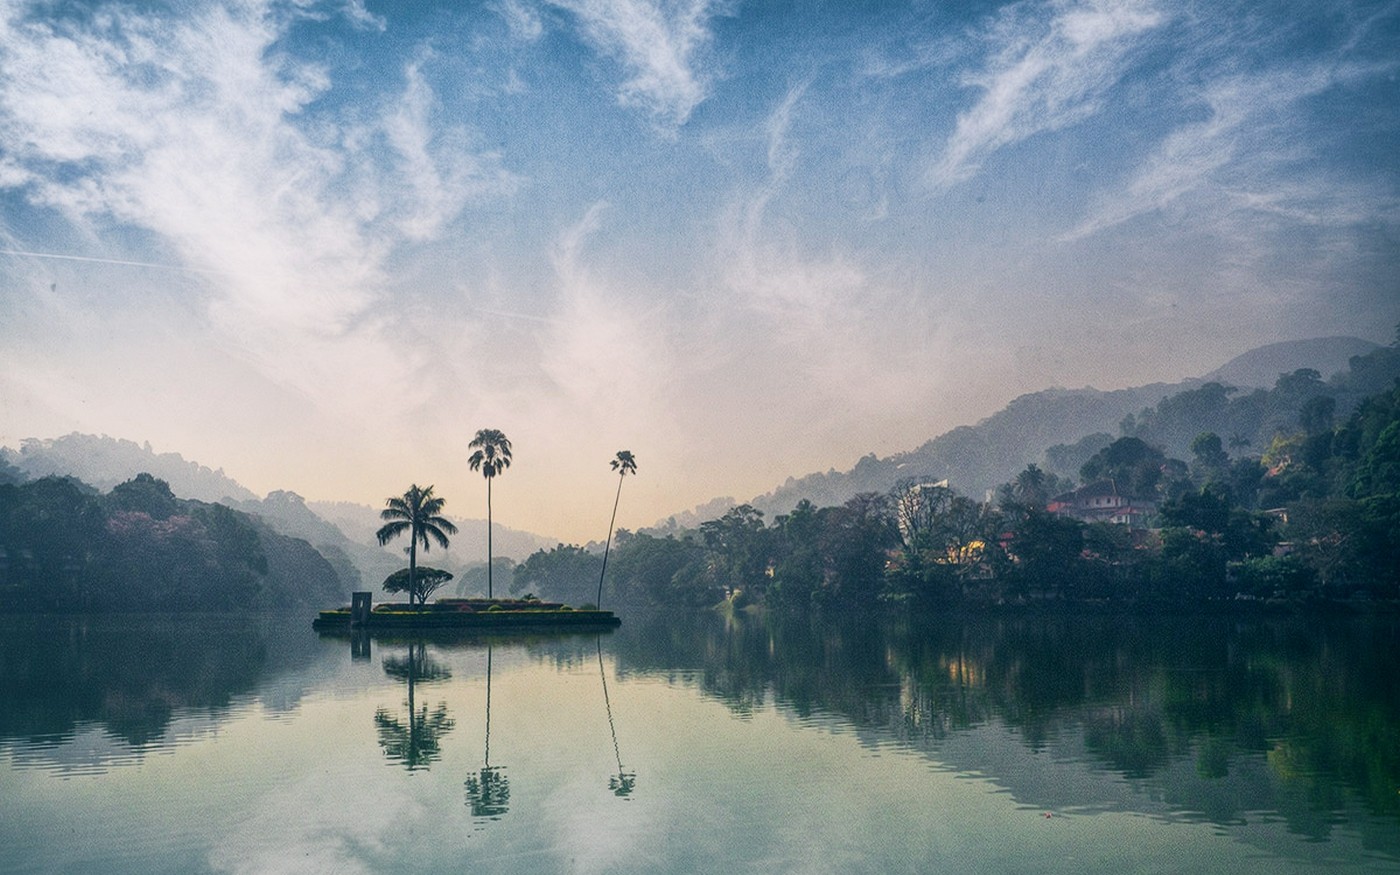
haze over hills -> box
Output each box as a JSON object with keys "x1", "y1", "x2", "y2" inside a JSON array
[
  {"x1": 1200, "y1": 337, "x2": 1380, "y2": 389},
  {"x1": 659, "y1": 336, "x2": 1388, "y2": 526},
  {"x1": 4, "y1": 336, "x2": 1392, "y2": 560},
  {"x1": 2, "y1": 434, "x2": 260, "y2": 503},
  {"x1": 0, "y1": 434, "x2": 558, "y2": 588},
  {"x1": 308, "y1": 500, "x2": 556, "y2": 567}
]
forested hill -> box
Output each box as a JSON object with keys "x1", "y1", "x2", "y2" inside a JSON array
[
  {"x1": 0, "y1": 434, "x2": 556, "y2": 586},
  {"x1": 720, "y1": 335, "x2": 1393, "y2": 522},
  {"x1": 0, "y1": 473, "x2": 345, "y2": 611},
  {"x1": 2, "y1": 434, "x2": 258, "y2": 503}
]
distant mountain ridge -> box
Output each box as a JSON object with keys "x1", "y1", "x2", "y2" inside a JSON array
[
  {"x1": 666, "y1": 335, "x2": 1387, "y2": 524},
  {"x1": 1201, "y1": 337, "x2": 1379, "y2": 389},
  {"x1": 3, "y1": 434, "x2": 259, "y2": 503},
  {"x1": 0, "y1": 434, "x2": 558, "y2": 586},
  {"x1": 308, "y1": 500, "x2": 556, "y2": 566}
]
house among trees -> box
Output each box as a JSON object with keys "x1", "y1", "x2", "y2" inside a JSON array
[{"x1": 1046, "y1": 479, "x2": 1156, "y2": 528}]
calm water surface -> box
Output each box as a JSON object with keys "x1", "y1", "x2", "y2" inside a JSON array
[{"x1": 1, "y1": 610, "x2": 1397, "y2": 874}]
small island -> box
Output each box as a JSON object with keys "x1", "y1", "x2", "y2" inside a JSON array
[
  {"x1": 314, "y1": 437, "x2": 633, "y2": 633},
  {"x1": 313, "y1": 595, "x2": 620, "y2": 631}
]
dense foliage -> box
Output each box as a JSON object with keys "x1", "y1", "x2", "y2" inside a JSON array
[
  {"x1": 0, "y1": 473, "x2": 346, "y2": 611},
  {"x1": 516, "y1": 363, "x2": 1400, "y2": 610},
  {"x1": 701, "y1": 339, "x2": 1400, "y2": 523}
]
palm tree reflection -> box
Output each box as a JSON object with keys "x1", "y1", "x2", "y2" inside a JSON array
[
  {"x1": 374, "y1": 641, "x2": 454, "y2": 770},
  {"x1": 598, "y1": 636, "x2": 636, "y2": 797},
  {"x1": 465, "y1": 644, "x2": 510, "y2": 818}
]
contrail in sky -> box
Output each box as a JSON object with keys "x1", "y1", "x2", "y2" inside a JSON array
[
  {"x1": 0, "y1": 248, "x2": 226, "y2": 275},
  {"x1": 469, "y1": 305, "x2": 555, "y2": 324}
]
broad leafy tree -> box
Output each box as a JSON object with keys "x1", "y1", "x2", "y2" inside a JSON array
[
  {"x1": 382, "y1": 566, "x2": 455, "y2": 605},
  {"x1": 468, "y1": 429, "x2": 512, "y2": 599},
  {"x1": 375, "y1": 484, "x2": 459, "y2": 607}
]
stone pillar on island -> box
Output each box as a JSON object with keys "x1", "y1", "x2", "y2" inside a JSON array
[{"x1": 351, "y1": 591, "x2": 373, "y2": 627}]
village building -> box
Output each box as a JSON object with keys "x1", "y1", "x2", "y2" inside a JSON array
[{"x1": 1046, "y1": 479, "x2": 1156, "y2": 529}]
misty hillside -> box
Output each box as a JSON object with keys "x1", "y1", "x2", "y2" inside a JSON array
[
  {"x1": 2, "y1": 434, "x2": 259, "y2": 503},
  {"x1": 1201, "y1": 337, "x2": 1379, "y2": 388},
  {"x1": 696, "y1": 335, "x2": 1393, "y2": 522},
  {"x1": 0, "y1": 434, "x2": 556, "y2": 588},
  {"x1": 0, "y1": 472, "x2": 347, "y2": 611},
  {"x1": 309, "y1": 500, "x2": 557, "y2": 565}
]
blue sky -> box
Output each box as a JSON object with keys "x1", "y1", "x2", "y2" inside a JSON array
[{"x1": 2, "y1": 0, "x2": 1397, "y2": 540}]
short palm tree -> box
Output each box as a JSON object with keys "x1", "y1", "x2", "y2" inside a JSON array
[
  {"x1": 375, "y1": 484, "x2": 459, "y2": 607},
  {"x1": 597, "y1": 450, "x2": 637, "y2": 607},
  {"x1": 1013, "y1": 464, "x2": 1048, "y2": 508},
  {"x1": 468, "y1": 429, "x2": 512, "y2": 599}
]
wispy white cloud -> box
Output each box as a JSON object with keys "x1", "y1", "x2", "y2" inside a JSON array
[
  {"x1": 540, "y1": 201, "x2": 673, "y2": 421},
  {"x1": 331, "y1": 0, "x2": 386, "y2": 32},
  {"x1": 384, "y1": 57, "x2": 521, "y2": 241},
  {"x1": 0, "y1": 0, "x2": 513, "y2": 414},
  {"x1": 1063, "y1": 61, "x2": 1397, "y2": 240},
  {"x1": 546, "y1": 0, "x2": 727, "y2": 130},
  {"x1": 928, "y1": 0, "x2": 1164, "y2": 188},
  {"x1": 719, "y1": 85, "x2": 949, "y2": 411},
  {"x1": 493, "y1": 0, "x2": 545, "y2": 41}
]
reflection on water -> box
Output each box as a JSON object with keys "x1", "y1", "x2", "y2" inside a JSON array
[
  {"x1": 613, "y1": 609, "x2": 1400, "y2": 847},
  {"x1": 463, "y1": 644, "x2": 510, "y2": 819},
  {"x1": 599, "y1": 635, "x2": 636, "y2": 798},
  {"x1": 375, "y1": 642, "x2": 454, "y2": 771},
  {"x1": 0, "y1": 613, "x2": 321, "y2": 775},
  {"x1": 1, "y1": 610, "x2": 1398, "y2": 872}
]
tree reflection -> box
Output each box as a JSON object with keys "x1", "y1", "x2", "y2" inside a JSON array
[
  {"x1": 465, "y1": 644, "x2": 510, "y2": 818},
  {"x1": 611, "y1": 608, "x2": 1400, "y2": 835},
  {"x1": 598, "y1": 636, "x2": 635, "y2": 797},
  {"x1": 375, "y1": 641, "x2": 454, "y2": 771},
  {"x1": 0, "y1": 614, "x2": 289, "y2": 752}
]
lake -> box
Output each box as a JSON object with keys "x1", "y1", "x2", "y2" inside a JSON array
[{"x1": 1, "y1": 609, "x2": 1398, "y2": 874}]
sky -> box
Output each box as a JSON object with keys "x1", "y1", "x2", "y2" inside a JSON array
[{"x1": 1, "y1": 0, "x2": 1397, "y2": 542}]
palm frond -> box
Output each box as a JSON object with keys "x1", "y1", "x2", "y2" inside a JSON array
[
  {"x1": 468, "y1": 430, "x2": 513, "y2": 479},
  {"x1": 376, "y1": 519, "x2": 411, "y2": 545},
  {"x1": 423, "y1": 522, "x2": 453, "y2": 550},
  {"x1": 375, "y1": 484, "x2": 455, "y2": 553}
]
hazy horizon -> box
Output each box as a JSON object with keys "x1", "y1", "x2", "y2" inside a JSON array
[{"x1": 3, "y1": 0, "x2": 1397, "y2": 542}]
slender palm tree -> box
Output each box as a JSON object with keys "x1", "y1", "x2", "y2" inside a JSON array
[
  {"x1": 596, "y1": 450, "x2": 637, "y2": 608},
  {"x1": 467, "y1": 429, "x2": 512, "y2": 599},
  {"x1": 375, "y1": 484, "x2": 459, "y2": 607}
]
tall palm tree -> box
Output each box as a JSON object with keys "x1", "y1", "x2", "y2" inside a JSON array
[
  {"x1": 375, "y1": 484, "x2": 459, "y2": 607},
  {"x1": 467, "y1": 429, "x2": 512, "y2": 599},
  {"x1": 596, "y1": 450, "x2": 637, "y2": 608}
]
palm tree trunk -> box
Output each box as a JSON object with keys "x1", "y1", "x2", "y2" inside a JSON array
[
  {"x1": 409, "y1": 536, "x2": 418, "y2": 607},
  {"x1": 486, "y1": 478, "x2": 494, "y2": 599},
  {"x1": 597, "y1": 473, "x2": 624, "y2": 607}
]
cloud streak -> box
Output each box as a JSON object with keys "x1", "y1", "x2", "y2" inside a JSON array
[
  {"x1": 0, "y1": 0, "x2": 513, "y2": 411},
  {"x1": 547, "y1": 0, "x2": 726, "y2": 129},
  {"x1": 928, "y1": 0, "x2": 1164, "y2": 188},
  {"x1": 1064, "y1": 60, "x2": 1399, "y2": 240}
]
